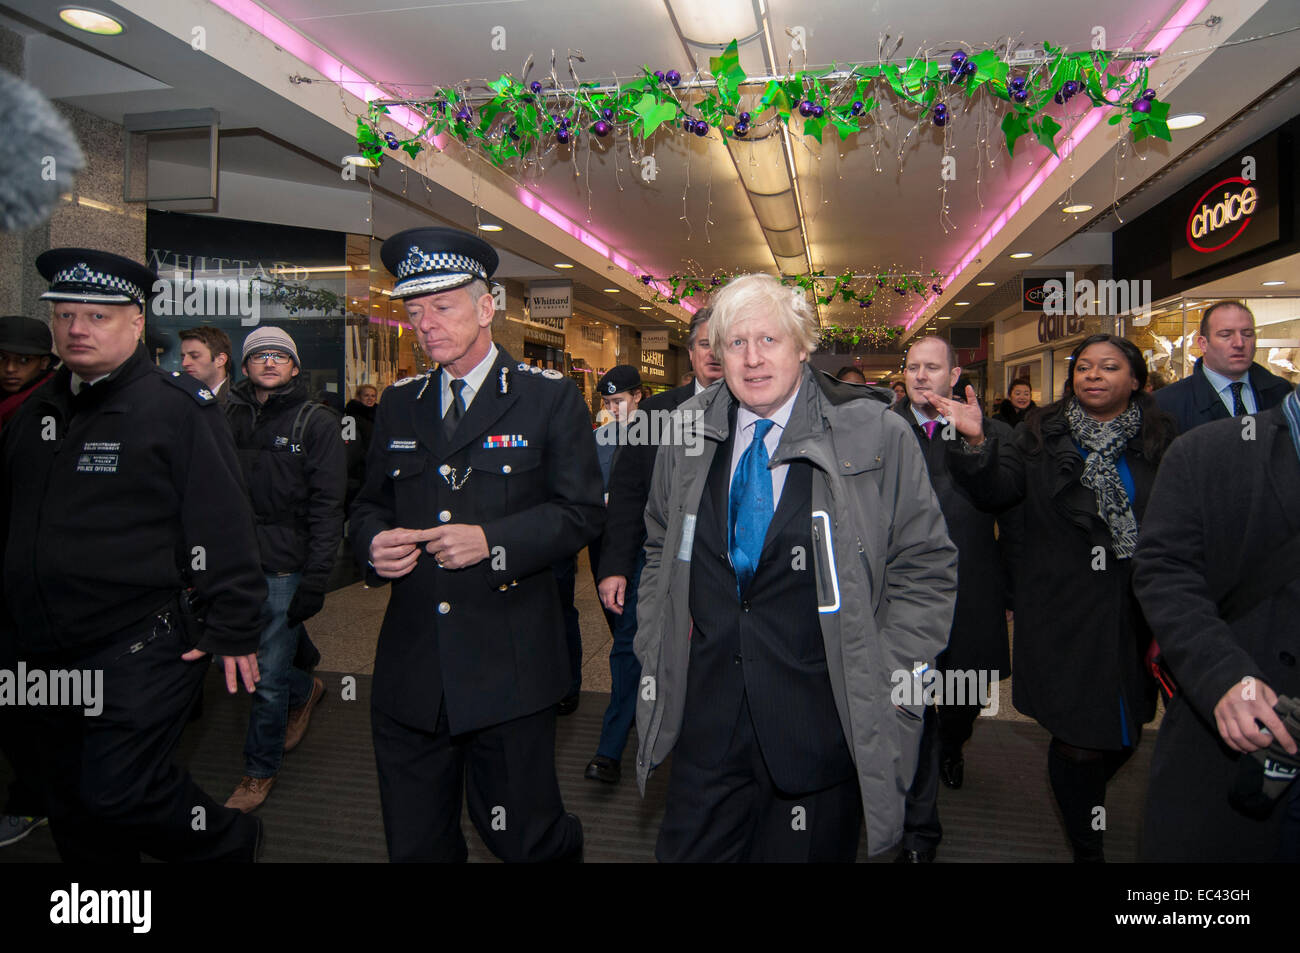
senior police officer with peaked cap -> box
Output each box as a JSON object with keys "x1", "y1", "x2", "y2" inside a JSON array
[
  {"x1": 0, "y1": 248, "x2": 268, "y2": 861},
  {"x1": 351, "y1": 227, "x2": 604, "y2": 862}
]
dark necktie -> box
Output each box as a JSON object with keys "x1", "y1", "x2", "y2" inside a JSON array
[
  {"x1": 922, "y1": 419, "x2": 940, "y2": 440},
  {"x1": 444, "y1": 378, "x2": 466, "y2": 440},
  {"x1": 1229, "y1": 381, "x2": 1247, "y2": 417},
  {"x1": 728, "y1": 419, "x2": 775, "y2": 594}
]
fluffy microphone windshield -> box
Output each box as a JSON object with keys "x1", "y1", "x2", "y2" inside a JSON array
[{"x1": 0, "y1": 67, "x2": 85, "y2": 232}]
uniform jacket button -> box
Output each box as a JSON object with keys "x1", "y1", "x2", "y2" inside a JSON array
[
  {"x1": 393, "y1": 468, "x2": 400, "y2": 476},
  {"x1": 437, "y1": 602, "x2": 450, "y2": 614},
  {"x1": 497, "y1": 584, "x2": 508, "y2": 592},
  {"x1": 502, "y1": 464, "x2": 512, "y2": 474},
  {"x1": 439, "y1": 510, "x2": 451, "y2": 523}
]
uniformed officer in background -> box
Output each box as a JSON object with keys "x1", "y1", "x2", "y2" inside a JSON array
[
  {"x1": 351, "y1": 227, "x2": 604, "y2": 862},
  {"x1": 0, "y1": 248, "x2": 268, "y2": 862}
]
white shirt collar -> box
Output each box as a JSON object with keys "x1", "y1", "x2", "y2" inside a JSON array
[
  {"x1": 442, "y1": 342, "x2": 498, "y2": 408},
  {"x1": 1201, "y1": 361, "x2": 1249, "y2": 393}
]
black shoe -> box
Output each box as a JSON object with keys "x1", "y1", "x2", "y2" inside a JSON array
[
  {"x1": 939, "y1": 756, "x2": 964, "y2": 790},
  {"x1": 558, "y1": 813, "x2": 584, "y2": 862},
  {"x1": 894, "y1": 847, "x2": 937, "y2": 863},
  {"x1": 584, "y1": 756, "x2": 621, "y2": 784},
  {"x1": 557, "y1": 693, "x2": 580, "y2": 716}
]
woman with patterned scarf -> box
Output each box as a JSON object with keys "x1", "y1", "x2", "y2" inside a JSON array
[{"x1": 926, "y1": 334, "x2": 1177, "y2": 862}]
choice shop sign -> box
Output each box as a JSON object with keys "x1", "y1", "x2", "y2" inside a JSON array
[{"x1": 1171, "y1": 132, "x2": 1281, "y2": 279}]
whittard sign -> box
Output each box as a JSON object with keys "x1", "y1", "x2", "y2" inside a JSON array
[{"x1": 526, "y1": 281, "x2": 572, "y2": 322}]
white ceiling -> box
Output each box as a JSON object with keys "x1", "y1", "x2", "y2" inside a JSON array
[{"x1": 2, "y1": 0, "x2": 1297, "y2": 342}]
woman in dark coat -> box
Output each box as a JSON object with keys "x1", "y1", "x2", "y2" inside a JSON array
[
  {"x1": 926, "y1": 334, "x2": 1177, "y2": 861},
  {"x1": 994, "y1": 377, "x2": 1036, "y2": 428}
]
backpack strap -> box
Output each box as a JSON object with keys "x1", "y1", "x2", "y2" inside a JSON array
[{"x1": 291, "y1": 401, "x2": 322, "y2": 449}]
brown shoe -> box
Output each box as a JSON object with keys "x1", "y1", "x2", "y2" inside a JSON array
[
  {"x1": 225, "y1": 775, "x2": 275, "y2": 813},
  {"x1": 283, "y1": 676, "x2": 326, "y2": 753}
]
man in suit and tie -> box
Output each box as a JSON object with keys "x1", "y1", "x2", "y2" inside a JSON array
[
  {"x1": 350, "y1": 227, "x2": 604, "y2": 862},
  {"x1": 633, "y1": 275, "x2": 957, "y2": 861},
  {"x1": 1155, "y1": 301, "x2": 1290, "y2": 433},
  {"x1": 585, "y1": 308, "x2": 722, "y2": 783}
]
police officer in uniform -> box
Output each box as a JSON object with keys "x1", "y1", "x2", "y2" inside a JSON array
[
  {"x1": 352, "y1": 228, "x2": 603, "y2": 862},
  {"x1": 0, "y1": 248, "x2": 267, "y2": 861}
]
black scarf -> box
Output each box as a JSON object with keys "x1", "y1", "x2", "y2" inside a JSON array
[{"x1": 1065, "y1": 397, "x2": 1141, "y2": 558}]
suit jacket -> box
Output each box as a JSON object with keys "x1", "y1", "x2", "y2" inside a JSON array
[
  {"x1": 681, "y1": 409, "x2": 855, "y2": 793},
  {"x1": 597, "y1": 381, "x2": 697, "y2": 580},
  {"x1": 892, "y1": 399, "x2": 1014, "y2": 675},
  {"x1": 1134, "y1": 402, "x2": 1300, "y2": 860},
  {"x1": 349, "y1": 347, "x2": 605, "y2": 734},
  {"x1": 1155, "y1": 357, "x2": 1290, "y2": 434}
]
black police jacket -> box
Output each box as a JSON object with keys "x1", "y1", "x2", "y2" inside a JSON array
[
  {"x1": 0, "y1": 344, "x2": 266, "y2": 657},
  {"x1": 349, "y1": 347, "x2": 605, "y2": 735},
  {"x1": 225, "y1": 377, "x2": 346, "y2": 592}
]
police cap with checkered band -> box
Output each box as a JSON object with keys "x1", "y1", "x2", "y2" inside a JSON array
[
  {"x1": 380, "y1": 227, "x2": 499, "y2": 301},
  {"x1": 35, "y1": 247, "x2": 158, "y2": 309}
]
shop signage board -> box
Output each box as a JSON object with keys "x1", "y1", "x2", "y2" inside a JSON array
[
  {"x1": 641, "y1": 328, "x2": 669, "y2": 351},
  {"x1": 526, "y1": 280, "x2": 572, "y2": 321},
  {"x1": 1171, "y1": 132, "x2": 1281, "y2": 279},
  {"x1": 1021, "y1": 275, "x2": 1068, "y2": 312}
]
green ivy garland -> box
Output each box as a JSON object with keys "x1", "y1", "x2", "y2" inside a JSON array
[
  {"x1": 646, "y1": 268, "x2": 943, "y2": 308},
  {"x1": 356, "y1": 40, "x2": 1171, "y2": 168}
]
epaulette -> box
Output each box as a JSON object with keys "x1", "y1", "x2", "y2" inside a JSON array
[
  {"x1": 516, "y1": 362, "x2": 565, "y2": 381},
  {"x1": 392, "y1": 372, "x2": 431, "y2": 387},
  {"x1": 161, "y1": 368, "x2": 216, "y2": 405}
]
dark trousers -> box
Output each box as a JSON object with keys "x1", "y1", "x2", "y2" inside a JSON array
[
  {"x1": 657, "y1": 693, "x2": 862, "y2": 862},
  {"x1": 1048, "y1": 736, "x2": 1136, "y2": 862},
  {"x1": 901, "y1": 702, "x2": 982, "y2": 851},
  {"x1": 553, "y1": 556, "x2": 583, "y2": 696},
  {"x1": 371, "y1": 699, "x2": 583, "y2": 863},
  {"x1": 596, "y1": 551, "x2": 644, "y2": 762},
  {"x1": 16, "y1": 614, "x2": 259, "y2": 862}
]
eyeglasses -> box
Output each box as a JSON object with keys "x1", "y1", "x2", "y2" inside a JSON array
[{"x1": 249, "y1": 351, "x2": 292, "y2": 365}]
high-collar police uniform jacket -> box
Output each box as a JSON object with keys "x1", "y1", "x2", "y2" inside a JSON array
[
  {"x1": 0, "y1": 344, "x2": 267, "y2": 658},
  {"x1": 349, "y1": 347, "x2": 605, "y2": 735}
]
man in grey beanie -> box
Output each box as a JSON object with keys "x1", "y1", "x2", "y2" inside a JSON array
[{"x1": 223, "y1": 326, "x2": 346, "y2": 812}]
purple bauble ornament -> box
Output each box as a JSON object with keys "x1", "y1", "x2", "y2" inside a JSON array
[
  {"x1": 951, "y1": 51, "x2": 968, "y2": 71},
  {"x1": 733, "y1": 122, "x2": 749, "y2": 137},
  {"x1": 1142, "y1": 88, "x2": 1157, "y2": 101},
  {"x1": 1063, "y1": 80, "x2": 1078, "y2": 97},
  {"x1": 962, "y1": 59, "x2": 977, "y2": 77},
  {"x1": 933, "y1": 114, "x2": 947, "y2": 127},
  {"x1": 858, "y1": 301, "x2": 869, "y2": 308},
  {"x1": 1133, "y1": 98, "x2": 1152, "y2": 114},
  {"x1": 738, "y1": 111, "x2": 751, "y2": 123},
  {"x1": 693, "y1": 121, "x2": 708, "y2": 137},
  {"x1": 455, "y1": 107, "x2": 472, "y2": 122},
  {"x1": 1012, "y1": 88, "x2": 1029, "y2": 103},
  {"x1": 666, "y1": 69, "x2": 681, "y2": 87},
  {"x1": 641, "y1": 275, "x2": 653, "y2": 285},
  {"x1": 877, "y1": 278, "x2": 887, "y2": 288},
  {"x1": 530, "y1": 81, "x2": 543, "y2": 94},
  {"x1": 601, "y1": 107, "x2": 614, "y2": 121},
  {"x1": 556, "y1": 128, "x2": 571, "y2": 144},
  {"x1": 508, "y1": 124, "x2": 519, "y2": 141},
  {"x1": 931, "y1": 283, "x2": 942, "y2": 295},
  {"x1": 811, "y1": 104, "x2": 824, "y2": 118},
  {"x1": 384, "y1": 132, "x2": 399, "y2": 149},
  {"x1": 1053, "y1": 92, "x2": 1065, "y2": 105},
  {"x1": 1009, "y1": 75, "x2": 1026, "y2": 90},
  {"x1": 851, "y1": 100, "x2": 864, "y2": 115},
  {"x1": 654, "y1": 70, "x2": 665, "y2": 82},
  {"x1": 895, "y1": 286, "x2": 906, "y2": 296},
  {"x1": 592, "y1": 120, "x2": 612, "y2": 137},
  {"x1": 798, "y1": 100, "x2": 815, "y2": 117},
  {"x1": 710, "y1": 276, "x2": 721, "y2": 286}
]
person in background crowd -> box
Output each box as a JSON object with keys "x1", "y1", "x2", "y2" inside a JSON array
[
  {"x1": 593, "y1": 308, "x2": 722, "y2": 784},
  {"x1": 634, "y1": 275, "x2": 956, "y2": 861},
  {"x1": 893, "y1": 336, "x2": 1015, "y2": 863},
  {"x1": 1155, "y1": 301, "x2": 1290, "y2": 432},
  {"x1": 0, "y1": 315, "x2": 57, "y2": 428},
  {"x1": 640, "y1": 385, "x2": 653, "y2": 402},
  {"x1": 994, "y1": 378, "x2": 1036, "y2": 429},
  {"x1": 352, "y1": 227, "x2": 602, "y2": 862},
  {"x1": 223, "y1": 327, "x2": 345, "y2": 812},
  {"x1": 891, "y1": 381, "x2": 906, "y2": 404},
  {"x1": 680, "y1": 371, "x2": 694, "y2": 387},
  {"x1": 179, "y1": 325, "x2": 233, "y2": 408},
  {"x1": 835, "y1": 365, "x2": 867, "y2": 385},
  {"x1": 1144, "y1": 371, "x2": 1167, "y2": 393},
  {"x1": 1134, "y1": 382, "x2": 1300, "y2": 862},
  {"x1": 0, "y1": 314, "x2": 58, "y2": 845},
  {"x1": 343, "y1": 383, "x2": 378, "y2": 511},
  {"x1": 927, "y1": 334, "x2": 1176, "y2": 862},
  {"x1": 0, "y1": 248, "x2": 266, "y2": 861},
  {"x1": 583, "y1": 365, "x2": 643, "y2": 783}
]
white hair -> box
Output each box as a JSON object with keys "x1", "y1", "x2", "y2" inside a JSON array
[{"x1": 707, "y1": 274, "x2": 819, "y2": 356}]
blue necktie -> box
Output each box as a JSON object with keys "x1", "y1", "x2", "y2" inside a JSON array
[{"x1": 729, "y1": 419, "x2": 775, "y2": 594}]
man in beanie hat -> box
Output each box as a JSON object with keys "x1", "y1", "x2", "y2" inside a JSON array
[
  {"x1": 352, "y1": 226, "x2": 603, "y2": 862},
  {"x1": 0, "y1": 315, "x2": 57, "y2": 428},
  {"x1": 222, "y1": 326, "x2": 346, "y2": 812},
  {"x1": 0, "y1": 247, "x2": 266, "y2": 861}
]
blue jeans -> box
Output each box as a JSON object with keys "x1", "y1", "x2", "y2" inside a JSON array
[
  {"x1": 243, "y1": 572, "x2": 313, "y2": 778},
  {"x1": 596, "y1": 552, "x2": 644, "y2": 762}
]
